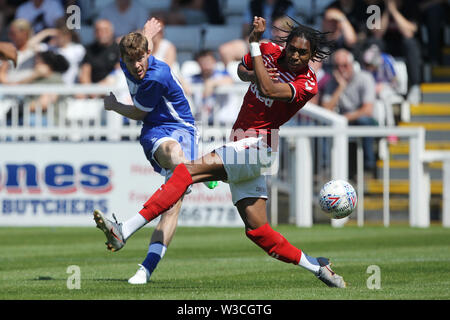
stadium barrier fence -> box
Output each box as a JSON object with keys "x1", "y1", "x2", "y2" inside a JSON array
[{"x1": 0, "y1": 84, "x2": 443, "y2": 228}]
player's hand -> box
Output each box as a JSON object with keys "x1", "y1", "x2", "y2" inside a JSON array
[
  {"x1": 103, "y1": 92, "x2": 118, "y2": 111},
  {"x1": 333, "y1": 70, "x2": 348, "y2": 88},
  {"x1": 266, "y1": 67, "x2": 279, "y2": 82},
  {"x1": 249, "y1": 16, "x2": 266, "y2": 43},
  {"x1": 143, "y1": 17, "x2": 162, "y2": 40}
]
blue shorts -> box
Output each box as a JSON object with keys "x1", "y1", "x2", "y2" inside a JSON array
[{"x1": 140, "y1": 124, "x2": 198, "y2": 177}]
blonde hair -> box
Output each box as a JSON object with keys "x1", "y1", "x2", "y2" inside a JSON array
[
  {"x1": 10, "y1": 19, "x2": 33, "y2": 38},
  {"x1": 119, "y1": 32, "x2": 148, "y2": 60}
]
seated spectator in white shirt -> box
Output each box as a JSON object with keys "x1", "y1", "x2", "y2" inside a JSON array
[{"x1": 188, "y1": 50, "x2": 235, "y2": 126}]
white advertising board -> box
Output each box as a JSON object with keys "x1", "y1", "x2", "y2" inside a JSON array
[{"x1": 0, "y1": 143, "x2": 243, "y2": 227}]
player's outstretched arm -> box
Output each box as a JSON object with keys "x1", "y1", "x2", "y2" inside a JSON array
[
  {"x1": 249, "y1": 17, "x2": 292, "y2": 101},
  {"x1": 237, "y1": 63, "x2": 279, "y2": 83},
  {"x1": 142, "y1": 17, "x2": 162, "y2": 54},
  {"x1": 104, "y1": 92, "x2": 147, "y2": 120}
]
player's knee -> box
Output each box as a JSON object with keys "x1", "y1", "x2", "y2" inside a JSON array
[{"x1": 156, "y1": 141, "x2": 187, "y2": 170}]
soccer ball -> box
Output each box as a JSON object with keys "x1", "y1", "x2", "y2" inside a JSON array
[{"x1": 319, "y1": 180, "x2": 357, "y2": 219}]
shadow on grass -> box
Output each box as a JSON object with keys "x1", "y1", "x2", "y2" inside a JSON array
[{"x1": 31, "y1": 276, "x2": 127, "y2": 282}]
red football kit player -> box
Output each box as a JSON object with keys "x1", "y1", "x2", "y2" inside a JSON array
[
  {"x1": 232, "y1": 41, "x2": 318, "y2": 150},
  {"x1": 97, "y1": 17, "x2": 346, "y2": 288}
]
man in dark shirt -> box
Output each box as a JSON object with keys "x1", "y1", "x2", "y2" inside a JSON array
[
  {"x1": 79, "y1": 19, "x2": 120, "y2": 85},
  {"x1": 324, "y1": 0, "x2": 367, "y2": 35},
  {"x1": 364, "y1": 0, "x2": 422, "y2": 100}
]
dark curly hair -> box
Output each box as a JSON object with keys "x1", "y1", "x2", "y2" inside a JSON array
[{"x1": 272, "y1": 16, "x2": 334, "y2": 62}]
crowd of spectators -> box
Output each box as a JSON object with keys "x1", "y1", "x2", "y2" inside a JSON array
[{"x1": 0, "y1": 0, "x2": 449, "y2": 173}]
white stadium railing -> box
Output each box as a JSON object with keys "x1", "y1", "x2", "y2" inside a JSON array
[{"x1": 0, "y1": 84, "x2": 445, "y2": 228}]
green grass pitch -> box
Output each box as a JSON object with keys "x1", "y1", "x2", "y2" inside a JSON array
[{"x1": 0, "y1": 225, "x2": 449, "y2": 300}]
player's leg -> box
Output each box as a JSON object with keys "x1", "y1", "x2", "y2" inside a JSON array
[
  {"x1": 128, "y1": 140, "x2": 186, "y2": 284},
  {"x1": 134, "y1": 136, "x2": 267, "y2": 223},
  {"x1": 236, "y1": 197, "x2": 304, "y2": 265},
  {"x1": 98, "y1": 149, "x2": 226, "y2": 258},
  {"x1": 137, "y1": 151, "x2": 227, "y2": 222},
  {"x1": 234, "y1": 189, "x2": 346, "y2": 288},
  {"x1": 127, "y1": 148, "x2": 226, "y2": 284},
  {"x1": 94, "y1": 140, "x2": 187, "y2": 253}
]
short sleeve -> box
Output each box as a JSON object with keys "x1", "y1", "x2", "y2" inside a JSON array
[
  {"x1": 241, "y1": 42, "x2": 280, "y2": 71},
  {"x1": 288, "y1": 71, "x2": 318, "y2": 105},
  {"x1": 81, "y1": 47, "x2": 91, "y2": 65},
  {"x1": 242, "y1": 52, "x2": 253, "y2": 70}
]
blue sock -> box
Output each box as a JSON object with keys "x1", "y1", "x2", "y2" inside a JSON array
[{"x1": 142, "y1": 242, "x2": 167, "y2": 274}]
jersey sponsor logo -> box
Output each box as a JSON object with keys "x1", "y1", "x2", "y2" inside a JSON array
[
  {"x1": 249, "y1": 83, "x2": 274, "y2": 108},
  {"x1": 0, "y1": 163, "x2": 112, "y2": 194}
]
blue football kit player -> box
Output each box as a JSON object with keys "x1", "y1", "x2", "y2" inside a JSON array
[{"x1": 93, "y1": 18, "x2": 214, "y2": 284}]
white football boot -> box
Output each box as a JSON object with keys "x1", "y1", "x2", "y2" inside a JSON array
[
  {"x1": 93, "y1": 210, "x2": 126, "y2": 252},
  {"x1": 128, "y1": 264, "x2": 150, "y2": 284},
  {"x1": 316, "y1": 257, "x2": 347, "y2": 288}
]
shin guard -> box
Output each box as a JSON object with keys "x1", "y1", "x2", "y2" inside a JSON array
[{"x1": 246, "y1": 223, "x2": 302, "y2": 264}]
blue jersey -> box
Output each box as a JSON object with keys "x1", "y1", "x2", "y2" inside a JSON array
[
  {"x1": 120, "y1": 55, "x2": 195, "y2": 127},
  {"x1": 120, "y1": 56, "x2": 197, "y2": 177}
]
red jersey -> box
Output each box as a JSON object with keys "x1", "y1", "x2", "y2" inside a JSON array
[{"x1": 231, "y1": 42, "x2": 318, "y2": 147}]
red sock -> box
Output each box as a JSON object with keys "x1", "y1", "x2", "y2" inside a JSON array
[
  {"x1": 246, "y1": 223, "x2": 302, "y2": 264},
  {"x1": 139, "y1": 163, "x2": 193, "y2": 221}
]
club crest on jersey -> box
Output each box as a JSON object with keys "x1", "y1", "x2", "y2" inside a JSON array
[{"x1": 250, "y1": 83, "x2": 274, "y2": 108}]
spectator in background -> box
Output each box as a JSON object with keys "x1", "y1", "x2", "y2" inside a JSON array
[
  {"x1": 79, "y1": 19, "x2": 120, "y2": 86},
  {"x1": 0, "y1": 0, "x2": 24, "y2": 40},
  {"x1": 151, "y1": 17, "x2": 177, "y2": 68},
  {"x1": 97, "y1": 0, "x2": 149, "y2": 39},
  {"x1": 244, "y1": 0, "x2": 296, "y2": 40},
  {"x1": 262, "y1": 15, "x2": 293, "y2": 46},
  {"x1": 159, "y1": 0, "x2": 224, "y2": 25},
  {"x1": 324, "y1": 0, "x2": 367, "y2": 37},
  {"x1": 362, "y1": 44, "x2": 398, "y2": 93},
  {"x1": 364, "y1": 0, "x2": 422, "y2": 103},
  {"x1": 8, "y1": 50, "x2": 69, "y2": 126},
  {"x1": 322, "y1": 49, "x2": 377, "y2": 174},
  {"x1": 321, "y1": 4, "x2": 358, "y2": 52},
  {"x1": 361, "y1": 44, "x2": 398, "y2": 127},
  {"x1": 219, "y1": 0, "x2": 296, "y2": 67},
  {"x1": 21, "y1": 19, "x2": 86, "y2": 84},
  {"x1": 188, "y1": 49, "x2": 234, "y2": 125},
  {"x1": 309, "y1": 58, "x2": 332, "y2": 106},
  {"x1": 0, "y1": 41, "x2": 17, "y2": 66},
  {"x1": 14, "y1": 0, "x2": 65, "y2": 33},
  {"x1": 49, "y1": 19, "x2": 85, "y2": 84},
  {"x1": 418, "y1": 0, "x2": 448, "y2": 66},
  {"x1": 0, "y1": 19, "x2": 36, "y2": 84}
]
